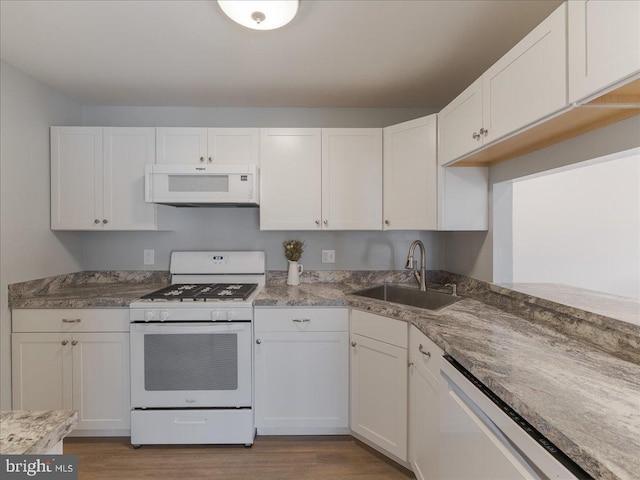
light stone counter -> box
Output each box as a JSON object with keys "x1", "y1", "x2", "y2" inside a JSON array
[
  {"x1": 256, "y1": 281, "x2": 640, "y2": 480},
  {"x1": 0, "y1": 410, "x2": 77, "y2": 454},
  {"x1": 8, "y1": 270, "x2": 639, "y2": 479}
]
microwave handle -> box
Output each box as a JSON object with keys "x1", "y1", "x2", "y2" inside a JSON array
[{"x1": 144, "y1": 164, "x2": 153, "y2": 203}]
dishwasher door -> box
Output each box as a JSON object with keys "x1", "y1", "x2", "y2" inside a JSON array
[{"x1": 440, "y1": 357, "x2": 589, "y2": 480}]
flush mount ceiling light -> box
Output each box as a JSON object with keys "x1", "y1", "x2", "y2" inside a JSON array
[{"x1": 218, "y1": 0, "x2": 299, "y2": 30}]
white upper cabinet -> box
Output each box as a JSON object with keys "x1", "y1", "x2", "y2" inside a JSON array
[
  {"x1": 51, "y1": 126, "x2": 157, "y2": 230},
  {"x1": 438, "y1": 4, "x2": 568, "y2": 166},
  {"x1": 322, "y1": 129, "x2": 382, "y2": 230},
  {"x1": 103, "y1": 128, "x2": 157, "y2": 230},
  {"x1": 260, "y1": 128, "x2": 382, "y2": 231},
  {"x1": 383, "y1": 116, "x2": 437, "y2": 230},
  {"x1": 482, "y1": 3, "x2": 567, "y2": 144},
  {"x1": 259, "y1": 128, "x2": 322, "y2": 230},
  {"x1": 385, "y1": 115, "x2": 488, "y2": 231},
  {"x1": 156, "y1": 127, "x2": 259, "y2": 165},
  {"x1": 206, "y1": 128, "x2": 260, "y2": 166},
  {"x1": 155, "y1": 128, "x2": 207, "y2": 164},
  {"x1": 438, "y1": 78, "x2": 484, "y2": 166},
  {"x1": 568, "y1": 0, "x2": 640, "y2": 103}
]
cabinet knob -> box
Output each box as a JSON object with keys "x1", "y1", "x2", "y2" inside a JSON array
[
  {"x1": 256, "y1": 338, "x2": 262, "y2": 345},
  {"x1": 61, "y1": 340, "x2": 68, "y2": 346},
  {"x1": 71, "y1": 340, "x2": 78, "y2": 346},
  {"x1": 472, "y1": 132, "x2": 480, "y2": 140},
  {"x1": 351, "y1": 341, "x2": 357, "y2": 347},
  {"x1": 199, "y1": 156, "x2": 205, "y2": 163},
  {"x1": 315, "y1": 220, "x2": 320, "y2": 226},
  {"x1": 323, "y1": 220, "x2": 328, "y2": 226},
  {"x1": 103, "y1": 219, "x2": 108, "y2": 224},
  {"x1": 384, "y1": 219, "x2": 390, "y2": 226},
  {"x1": 479, "y1": 127, "x2": 488, "y2": 136},
  {"x1": 94, "y1": 219, "x2": 100, "y2": 224},
  {"x1": 208, "y1": 156, "x2": 213, "y2": 163}
]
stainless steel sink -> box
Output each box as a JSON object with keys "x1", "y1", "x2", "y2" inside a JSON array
[{"x1": 352, "y1": 285, "x2": 460, "y2": 311}]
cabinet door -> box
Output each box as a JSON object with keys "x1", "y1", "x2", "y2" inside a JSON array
[
  {"x1": 12, "y1": 333, "x2": 72, "y2": 411},
  {"x1": 259, "y1": 128, "x2": 322, "y2": 230},
  {"x1": 409, "y1": 327, "x2": 443, "y2": 480},
  {"x1": 568, "y1": 0, "x2": 640, "y2": 103},
  {"x1": 103, "y1": 127, "x2": 156, "y2": 230},
  {"x1": 383, "y1": 116, "x2": 437, "y2": 230},
  {"x1": 482, "y1": 4, "x2": 567, "y2": 144},
  {"x1": 322, "y1": 129, "x2": 382, "y2": 230},
  {"x1": 438, "y1": 78, "x2": 483, "y2": 166},
  {"x1": 72, "y1": 333, "x2": 130, "y2": 432},
  {"x1": 207, "y1": 128, "x2": 260, "y2": 166},
  {"x1": 51, "y1": 126, "x2": 103, "y2": 229},
  {"x1": 155, "y1": 127, "x2": 208, "y2": 164},
  {"x1": 254, "y1": 331, "x2": 349, "y2": 434},
  {"x1": 350, "y1": 332, "x2": 408, "y2": 461},
  {"x1": 410, "y1": 360, "x2": 440, "y2": 480},
  {"x1": 438, "y1": 166, "x2": 489, "y2": 231}
]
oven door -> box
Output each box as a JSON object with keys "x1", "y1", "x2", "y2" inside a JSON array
[{"x1": 130, "y1": 322, "x2": 252, "y2": 408}]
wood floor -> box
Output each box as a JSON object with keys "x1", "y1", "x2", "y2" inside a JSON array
[{"x1": 64, "y1": 436, "x2": 415, "y2": 480}]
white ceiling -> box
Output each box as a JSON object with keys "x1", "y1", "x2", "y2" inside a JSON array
[{"x1": 0, "y1": 0, "x2": 563, "y2": 108}]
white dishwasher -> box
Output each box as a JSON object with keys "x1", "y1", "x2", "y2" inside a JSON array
[{"x1": 440, "y1": 355, "x2": 592, "y2": 480}]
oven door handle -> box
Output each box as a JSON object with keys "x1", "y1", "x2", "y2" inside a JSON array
[{"x1": 132, "y1": 323, "x2": 249, "y2": 334}]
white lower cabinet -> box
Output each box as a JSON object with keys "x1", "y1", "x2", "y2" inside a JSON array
[
  {"x1": 409, "y1": 326, "x2": 443, "y2": 480},
  {"x1": 350, "y1": 309, "x2": 408, "y2": 462},
  {"x1": 254, "y1": 307, "x2": 349, "y2": 435},
  {"x1": 11, "y1": 309, "x2": 130, "y2": 435}
]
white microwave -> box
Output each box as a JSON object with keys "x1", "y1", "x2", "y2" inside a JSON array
[{"x1": 145, "y1": 164, "x2": 259, "y2": 206}]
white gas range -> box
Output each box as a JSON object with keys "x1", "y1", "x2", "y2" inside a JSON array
[{"x1": 129, "y1": 251, "x2": 265, "y2": 447}]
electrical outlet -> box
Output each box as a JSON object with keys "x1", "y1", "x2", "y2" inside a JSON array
[
  {"x1": 322, "y1": 250, "x2": 335, "y2": 264},
  {"x1": 143, "y1": 249, "x2": 155, "y2": 265}
]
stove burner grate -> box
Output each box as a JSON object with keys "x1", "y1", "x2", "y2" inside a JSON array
[{"x1": 140, "y1": 283, "x2": 258, "y2": 301}]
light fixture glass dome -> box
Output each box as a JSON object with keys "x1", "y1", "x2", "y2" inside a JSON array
[{"x1": 218, "y1": 0, "x2": 299, "y2": 31}]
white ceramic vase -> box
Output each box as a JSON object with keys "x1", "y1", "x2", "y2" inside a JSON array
[{"x1": 287, "y1": 260, "x2": 304, "y2": 286}]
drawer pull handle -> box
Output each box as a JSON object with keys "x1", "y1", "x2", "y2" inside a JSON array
[
  {"x1": 351, "y1": 341, "x2": 357, "y2": 347},
  {"x1": 418, "y1": 344, "x2": 431, "y2": 359},
  {"x1": 61, "y1": 340, "x2": 68, "y2": 346},
  {"x1": 62, "y1": 318, "x2": 82, "y2": 323},
  {"x1": 292, "y1": 318, "x2": 310, "y2": 323},
  {"x1": 71, "y1": 340, "x2": 78, "y2": 346}
]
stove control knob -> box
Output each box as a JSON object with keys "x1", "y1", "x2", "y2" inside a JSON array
[
  {"x1": 211, "y1": 310, "x2": 221, "y2": 321},
  {"x1": 160, "y1": 310, "x2": 170, "y2": 321},
  {"x1": 227, "y1": 310, "x2": 236, "y2": 321},
  {"x1": 144, "y1": 310, "x2": 154, "y2": 322}
]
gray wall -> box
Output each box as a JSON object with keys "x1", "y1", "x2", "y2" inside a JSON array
[
  {"x1": 83, "y1": 207, "x2": 443, "y2": 272},
  {"x1": 443, "y1": 115, "x2": 640, "y2": 282},
  {"x1": 0, "y1": 61, "x2": 84, "y2": 409}
]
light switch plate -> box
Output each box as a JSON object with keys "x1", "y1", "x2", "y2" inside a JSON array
[{"x1": 322, "y1": 250, "x2": 335, "y2": 264}]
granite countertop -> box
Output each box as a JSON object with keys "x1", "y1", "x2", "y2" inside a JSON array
[
  {"x1": 256, "y1": 282, "x2": 640, "y2": 480},
  {"x1": 0, "y1": 410, "x2": 77, "y2": 454},
  {"x1": 7, "y1": 271, "x2": 639, "y2": 479},
  {"x1": 9, "y1": 271, "x2": 170, "y2": 309}
]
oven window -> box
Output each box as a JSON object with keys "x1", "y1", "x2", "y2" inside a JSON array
[{"x1": 144, "y1": 333, "x2": 238, "y2": 391}]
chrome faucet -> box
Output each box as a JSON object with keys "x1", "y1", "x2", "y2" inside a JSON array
[{"x1": 405, "y1": 240, "x2": 427, "y2": 291}]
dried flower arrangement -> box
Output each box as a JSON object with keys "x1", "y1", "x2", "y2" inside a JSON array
[{"x1": 283, "y1": 239, "x2": 305, "y2": 262}]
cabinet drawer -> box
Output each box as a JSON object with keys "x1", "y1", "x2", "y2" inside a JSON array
[
  {"x1": 12, "y1": 309, "x2": 129, "y2": 333},
  {"x1": 350, "y1": 309, "x2": 408, "y2": 348},
  {"x1": 254, "y1": 307, "x2": 348, "y2": 332},
  {"x1": 409, "y1": 325, "x2": 443, "y2": 380}
]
